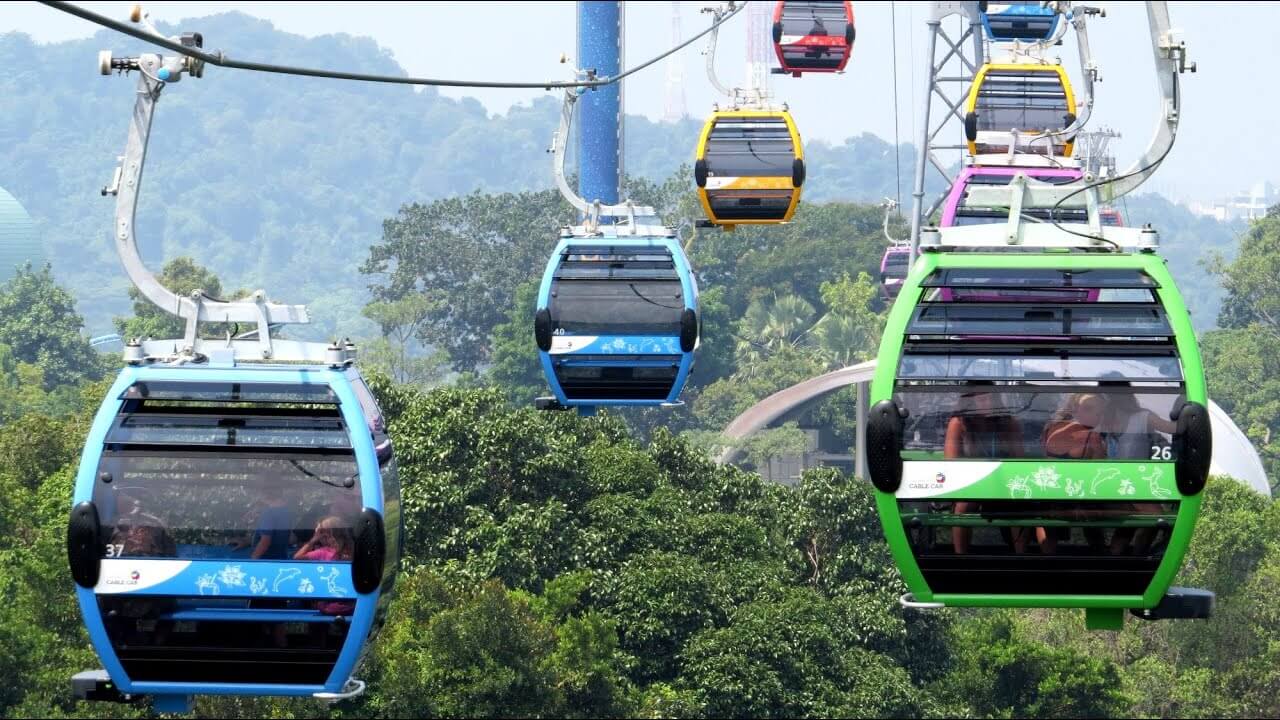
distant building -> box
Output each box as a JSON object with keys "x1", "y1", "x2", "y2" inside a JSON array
[
  {"x1": 0, "y1": 186, "x2": 43, "y2": 284},
  {"x1": 1192, "y1": 180, "x2": 1278, "y2": 222}
]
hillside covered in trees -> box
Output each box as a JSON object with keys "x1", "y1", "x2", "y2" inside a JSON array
[{"x1": 0, "y1": 14, "x2": 1234, "y2": 341}]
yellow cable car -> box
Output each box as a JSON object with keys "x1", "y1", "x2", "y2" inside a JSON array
[
  {"x1": 694, "y1": 110, "x2": 805, "y2": 228},
  {"x1": 964, "y1": 63, "x2": 1077, "y2": 159}
]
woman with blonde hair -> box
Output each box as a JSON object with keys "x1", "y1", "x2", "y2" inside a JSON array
[{"x1": 295, "y1": 516, "x2": 356, "y2": 616}]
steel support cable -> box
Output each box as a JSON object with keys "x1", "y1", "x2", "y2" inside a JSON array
[{"x1": 40, "y1": 0, "x2": 744, "y2": 90}]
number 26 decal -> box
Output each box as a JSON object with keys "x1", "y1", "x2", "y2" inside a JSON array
[{"x1": 1151, "y1": 445, "x2": 1172, "y2": 460}]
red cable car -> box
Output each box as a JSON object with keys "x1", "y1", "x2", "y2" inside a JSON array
[{"x1": 772, "y1": 1, "x2": 855, "y2": 77}]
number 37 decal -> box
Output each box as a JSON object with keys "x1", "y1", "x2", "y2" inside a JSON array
[{"x1": 104, "y1": 543, "x2": 125, "y2": 558}]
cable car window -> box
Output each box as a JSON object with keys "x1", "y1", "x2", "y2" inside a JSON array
[
  {"x1": 893, "y1": 387, "x2": 1179, "y2": 461},
  {"x1": 952, "y1": 208, "x2": 1089, "y2": 226},
  {"x1": 550, "y1": 280, "x2": 684, "y2": 335},
  {"x1": 922, "y1": 287, "x2": 1157, "y2": 303},
  {"x1": 555, "y1": 249, "x2": 678, "y2": 281},
  {"x1": 908, "y1": 304, "x2": 1172, "y2": 337},
  {"x1": 708, "y1": 191, "x2": 796, "y2": 221},
  {"x1": 106, "y1": 414, "x2": 351, "y2": 449},
  {"x1": 898, "y1": 352, "x2": 1183, "y2": 381},
  {"x1": 705, "y1": 119, "x2": 795, "y2": 177},
  {"x1": 379, "y1": 456, "x2": 401, "y2": 593},
  {"x1": 884, "y1": 253, "x2": 911, "y2": 272},
  {"x1": 922, "y1": 268, "x2": 1157, "y2": 289},
  {"x1": 975, "y1": 71, "x2": 1070, "y2": 131},
  {"x1": 780, "y1": 45, "x2": 849, "y2": 69},
  {"x1": 120, "y1": 382, "x2": 339, "y2": 404},
  {"x1": 962, "y1": 172, "x2": 1080, "y2": 187},
  {"x1": 899, "y1": 499, "x2": 1177, "y2": 595},
  {"x1": 779, "y1": 2, "x2": 848, "y2": 37},
  {"x1": 93, "y1": 453, "x2": 360, "y2": 560}
]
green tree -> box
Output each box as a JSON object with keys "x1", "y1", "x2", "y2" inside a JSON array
[
  {"x1": 112, "y1": 257, "x2": 240, "y2": 342},
  {"x1": 361, "y1": 293, "x2": 449, "y2": 386},
  {"x1": 940, "y1": 612, "x2": 1131, "y2": 718},
  {"x1": 486, "y1": 279, "x2": 548, "y2": 405},
  {"x1": 0, "y1": 264, "x2": 101, "y2": 390},
  {"x1": 362, "y1": 190, "x2": 574, "y2": 371}
]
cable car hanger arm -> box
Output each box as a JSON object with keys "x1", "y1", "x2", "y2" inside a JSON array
[
  {"x1": 41, "y1": 0, "x2": 743, "y2": 90},
  {"x1": 549, "y1": 88, "x2": 658, "y2": 230},
  {"x1": 1022, "y1": 4, "x2": 1103, "y2": 156}
]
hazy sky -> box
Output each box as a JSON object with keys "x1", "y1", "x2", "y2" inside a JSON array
[{"x1": 6, "y1": 1, "x2": 1275, "y2": 202}]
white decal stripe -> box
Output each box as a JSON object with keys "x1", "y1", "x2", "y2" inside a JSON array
[
  {"x1": 550, "y1": 336, "x2": 598, "y2": 354},
  {"x1": 896, "y1": 462, "x2": 1001, "y2": 499},
  {"x1": 95, "y1": 559, "x2": 192, "y2": 594}
]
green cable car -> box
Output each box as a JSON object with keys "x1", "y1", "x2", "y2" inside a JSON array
[{"x1": 866, "y1": 251, "x2": 1213, "y2": 629}]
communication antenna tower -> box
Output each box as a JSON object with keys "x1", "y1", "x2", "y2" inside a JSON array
[
  {"x1": 745, "y1": 0, "x2": 773, "y2": 98},
  {"x1": 663, "y1": 0, "x2": 689, "y2": 122}
]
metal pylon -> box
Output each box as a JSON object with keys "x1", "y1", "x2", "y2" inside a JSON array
[{"x1": 908, "y1": 2, "x2": 985, "y2": 257}]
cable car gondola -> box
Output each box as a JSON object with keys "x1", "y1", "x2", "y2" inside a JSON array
[
  {"x1": 771, "y1": 1, "x2": 855, "y2": 76},
  {"x1": 68, "y1": 363, "x2": 400, "y2": 711},
  {"x1": 965, "y1": 63, "x2": 1077, "y2": 159},
  {"x1": 880, "y1": 245, "x2": 912, "y2": 300},
  {"x1": 1100, "y1": 207, "x2": 1125, "y2": 227},
  {"x1": 941, "y1": 166, "x2": 1085, "y2": 227},
  {"x1": 535, "y1": 228, "x2": 699, "y2": 407},
  {"x1": 979, "y1": 1, "x2": 1063, "y2": 43},
  {"x1": 866, "y1": 252, "x2": 1212, "y2": 627},
  {"x1": 695, "y1": 110, "x2": 805, "y2": 228}
]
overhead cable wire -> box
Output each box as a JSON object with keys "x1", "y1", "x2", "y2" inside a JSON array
[
  {"x1": 40, "y1": 0, "x2": 744, "y2": 90},
  {"x1": 1047, "y1": 72, "x2": 1182, "y2": 251},
  {"x1": 890, "y1": 2, "x2": 902, "y2": 211}
]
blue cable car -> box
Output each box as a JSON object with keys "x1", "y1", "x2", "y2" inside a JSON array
[
  {"x1": 67, "y1": 363, "x2": 400, "y2": 712},
  {"x1": 979, "y1": 2, "x2": 1063, "y2": 42},
  {"x1": 534, "y1": 228, "x2": 699, "y2": 407}
]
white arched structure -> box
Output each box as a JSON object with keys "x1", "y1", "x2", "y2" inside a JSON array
[{"x1": 718, "y1": 360, "x2": 1271, "y2": 498}]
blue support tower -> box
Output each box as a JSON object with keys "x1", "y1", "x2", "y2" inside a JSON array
[{"x1": 576, "y1": 1, "x2": 623, "y2": 208}]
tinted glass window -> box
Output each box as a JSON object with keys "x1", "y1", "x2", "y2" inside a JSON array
[
  {"x1": 121, "y1": 382, "x2": 338, "y2": 404},
  {"x1": 922, "y1": 287, "x2": 1156, "y2": 303},
  {"x1": 899, "y1": 352, "x2": 1183, "y2": 381},
  {"x1": 780, "y1": 2, "x2": 850, "y2": 38},
  {"x1": 895, "y1": 387, "x2": 1179, "y2": 460},
  {"x1": 708, "y1": 190, "x2": 795, "y2": 221},
  {"x1": 106, "y1": 414, "x2": 350, "y2": 449},
  {"x1": 976, "y1": 70, "x2": 1070, "y2": 131},
  {"x1": 705, "y1": 118, "x2": 796, "y2": 177},
  {"x1": 961, "y1": 172, "x2": 1079, "y2": 187},
  {"x1": 555, "y1": 248, "x2": 678, "y2": 281},
  {"x1": 550, "y1": 280, "x2": 684, "y2": 335},
  {"x1": 93, "y1": 453, "x2": 361, "y2": 560},
  {"x1": 922, "y1": 268, "x2": 1157, "y2": 289},
  {"x1": 908, "y1": 304, "x2": 1171, "y2": 337},
  {"x1": 953, "y1": 208, "x2": 1089, "y2": 226},
  {"x1": 884, "y1": 252, "x2": 911, "y2": 270}
]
